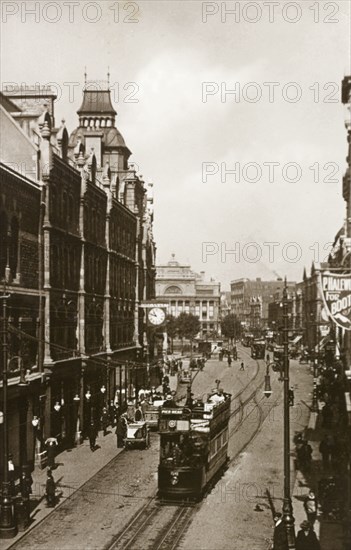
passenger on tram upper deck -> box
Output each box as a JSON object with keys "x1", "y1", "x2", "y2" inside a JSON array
[
  {"x1": 163, "y1": 394, "x2": 177, "y2": 407},
  {"x1": 208, "y1": 389, "x2": 225, "y2": 404}
]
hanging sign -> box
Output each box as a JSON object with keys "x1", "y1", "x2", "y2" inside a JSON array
[{"x1": 319, "y1": 271, "x2": 351, "y2": 330}]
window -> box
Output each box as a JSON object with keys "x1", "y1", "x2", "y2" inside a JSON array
[
  {"x1": 0, "y1": 212, "x2": 8, "y2": 278},
  {"x1": 9, "y1": 217, "x2": 19, "y2": 279},
  {"x1": 165, "y1": 285, "x2": 182, "y2": 295},
  {"x1": 62, "y1": 192, "x2": 68, "y2": 224}
]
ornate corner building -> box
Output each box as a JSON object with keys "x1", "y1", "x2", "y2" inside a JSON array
[
  {"x1": 0, "y1": 80, "x2": 156, "y2": 470},
  {"x1": 155, "y1": 255, "x2": 220, "y2": 339}
]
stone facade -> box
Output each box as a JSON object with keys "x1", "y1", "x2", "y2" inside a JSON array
[
  {"x1": 156, "y1": 256, "x2": 220, "y2": 338},
  {"x1": 230, "y1": 277, "x2": 296, "y2": 329},
  {"x1": 0, "y1": 81, "x2": 156, "y2": 470}
]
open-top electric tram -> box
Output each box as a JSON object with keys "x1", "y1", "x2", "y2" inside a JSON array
[{"x1": 157, "y1": 387, "x2": 231, "y2": 500}]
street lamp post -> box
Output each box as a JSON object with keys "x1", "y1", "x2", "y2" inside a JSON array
[
  {"x1": 282, "y1": 281, "x2": 295, "y2": 548},
  {"x1": 0, "y1": 292, "x2": 17, "y2": 538}
]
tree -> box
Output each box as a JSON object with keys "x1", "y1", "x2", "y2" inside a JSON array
[
  {"x1": 176, "y1": 313, "x2": 201, "y2": 356},
  {"x1": 221, "y1": 314, "x2": 242, "y2": 344},
  {"x1": 166, "y1": 314, "x2": 178, "y2": 353}
]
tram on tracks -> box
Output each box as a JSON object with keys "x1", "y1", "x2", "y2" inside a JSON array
[
  {"x1": 251, "y1": 339, "x2": 266, "y2": 359},
  {"x1": 157, "y1": 387, "x2": 231, "y2": 500}
]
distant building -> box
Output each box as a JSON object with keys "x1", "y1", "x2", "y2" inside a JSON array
[
  {"x1": 220, "y1": 291, "x2": 231, "y2": 317},
  {"x1": 230, "y1": 277, "x2": 296, "y2": 329},
  {"x1": 156, "y1": 255, "x2": 220, "y2": 338}
]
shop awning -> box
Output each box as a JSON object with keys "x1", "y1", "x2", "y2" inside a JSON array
[{"x1": 291, "y1": 335, "x2": 302, "y2": 345}]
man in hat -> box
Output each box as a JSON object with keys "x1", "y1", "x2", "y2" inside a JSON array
[
  {"x1": 45, "y1": 469, "x2": 56, "y2": 507},
  {"x1": 163, "y1": 394, "x2": 177, "y2": 407},
  {"x1": 272, "y1": 512, "x2": 288, "y2": 550},
  {"x1": 304, "y1": 490, "x2": 318, "y2": 525},
  {"x1": 115, "y1": 414, "x2": 127, "y2": 448},
  {"x1": 101, "y1": 406, "x2": 109, "y2": 436},
  {"x1": 89, "y1": 421, "x2": 97, "y2": 451},
  {"x1": 295, "y1": 521, "x2": 320, "y2": 550}
]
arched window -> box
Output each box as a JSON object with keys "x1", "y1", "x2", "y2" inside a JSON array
[
  {"x1": 51, "y1": 245, "x2": 58, "y2": 286},
  {"x1": 62, "y1": 192, "x2": 68, "y2": 225},
  {"x1": 165, "y1": 285, "x2": 182, "y2": 295},
  {"x1": 68, "y1": 195, "x2": 74, "y2": 227}
]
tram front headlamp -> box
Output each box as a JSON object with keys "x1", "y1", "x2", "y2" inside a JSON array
[
  {"x1": 170, "y1": 471, "x2": 179, "y2": 485},
  {"x1": 168, "y1": 420, "x2": 176, "y2": 430}
]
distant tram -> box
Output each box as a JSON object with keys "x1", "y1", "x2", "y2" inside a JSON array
[
  {"x1": 251, "y1": 339, "x2": 266, "y2": 359},
  {"x1": 157, "y1": 389, "x2": 231, "y2": 500}
]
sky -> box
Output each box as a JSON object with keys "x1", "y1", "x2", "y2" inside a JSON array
[{"x1": 1, "y1": 0, "x2": 351, "y2": 289}]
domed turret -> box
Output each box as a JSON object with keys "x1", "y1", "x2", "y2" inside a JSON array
[{"x1": 69, "y1": 77, "x2": 131, "y2": 173}]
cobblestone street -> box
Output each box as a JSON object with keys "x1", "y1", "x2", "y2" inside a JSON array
[{"x1": 4, "y1": 351, "x2": 338, "y2": 550}]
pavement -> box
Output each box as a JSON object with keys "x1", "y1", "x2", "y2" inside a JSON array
[
  {"x1": 4, "y1": 425, "x2": 124, "y2": 550},
  {"x1": 4, "y1": 374, "x2": 180, "y2": 550},
  {"x1": 290, "y1": 388, "x2": 347, "y2": 550},
  {"x1": 4, "y1": 361, "x2": 348, "y2": 550}
]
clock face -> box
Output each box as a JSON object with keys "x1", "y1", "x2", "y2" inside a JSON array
[{"x1": 148, "y1": 307, "x2": 166, "y2": 326}]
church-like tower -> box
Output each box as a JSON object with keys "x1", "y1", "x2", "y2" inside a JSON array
[{"x1": 68, "y1": 77, "x2": 131, "y2": 190}]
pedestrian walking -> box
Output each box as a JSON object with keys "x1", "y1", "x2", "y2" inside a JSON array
[
  {"x1": 240, "y1": 362, "x2": 245, "y2": 371},
  {"x1": 20, "y1": 465, "x2": 33, "y2": 498},
  {"x1": 101, "y1": 406, "x2": 109, "y2": 436},
  {"x1": 8, "y1": 454, "x2": 16, "y2": 496},
  {"x1": 272, "y1": 513, "x2": 288, "y2": 550},
  {"x1": 116, "y1": 414, "x2": 127, "y2": 448},
  {"x1": 89, "y1": 422, "x2": 97, "y2": 451},
  {"x1": 45, "y1": 469, "x2": 56, "y2": 508},
  {"x1": 288, "y1": 388, "x2": 294, "y2": 406},
  {"x1": 295, "y1": 520, "x2": 320, "y2": 550},
  {"x1": 20, "y1": 468, "x2": 32, "y2": 525},
  {"x1": 227, "y1": 355, "x2": 232, "y2": 367},
  {"x1": 109, "y1": 400, "x2": 117, "y2": 427},
  {"x1": 304, "y1": 491, "x2": 318, "y2": 525},
  {"x1": 45, "y1": 437, "x2": 58, "y2": 469}
]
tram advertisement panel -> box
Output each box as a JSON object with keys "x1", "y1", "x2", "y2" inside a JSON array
[{"x1": 319, "y1": 271, "x2": 351, "y2": 330}]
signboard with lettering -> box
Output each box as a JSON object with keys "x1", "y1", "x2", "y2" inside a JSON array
[{"x1": 319, "y1": 271, "x2": 351, "y2": 330}]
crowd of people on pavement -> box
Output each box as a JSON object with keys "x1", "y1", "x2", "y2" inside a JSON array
[{"x1": 271, "y1": 349, "x2": 348, "y2": 550}]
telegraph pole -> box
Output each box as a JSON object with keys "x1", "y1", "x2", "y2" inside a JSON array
[{"x1": 282, "y1": 280, "x2": 295, "y2": 548}]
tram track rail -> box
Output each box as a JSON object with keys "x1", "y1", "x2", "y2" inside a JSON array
[
  {"x1": 228, "y1": 396, "x2": 265, "y2": 467},
  {"x1": 106, "y1": 498, "x2": 196, "y2": 550},
  {"x1": 10, "y1": 351, "x2": 268, "y2": 550},
  {"x1": 107, "y1": 352, "x2": 267, "y2": 550}
]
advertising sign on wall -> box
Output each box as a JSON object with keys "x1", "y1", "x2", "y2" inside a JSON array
[{"x1": 319, "y1": 271, "x2": 351, "y2": 330}]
